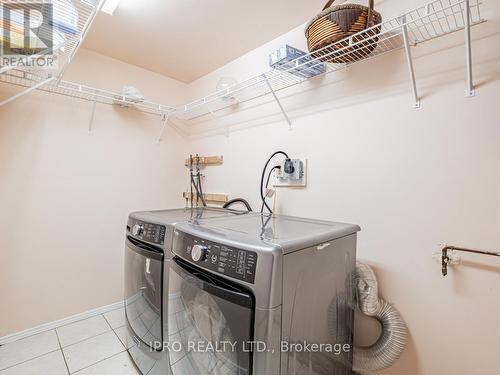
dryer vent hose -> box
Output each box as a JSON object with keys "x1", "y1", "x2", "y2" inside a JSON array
[{"x1": 352, "y1": 262, "x2": 408, "y2": 373}]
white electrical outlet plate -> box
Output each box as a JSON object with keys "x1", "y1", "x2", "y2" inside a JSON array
[{"x1": 272, "y1": 158, "x2": 307, "y2": 187}]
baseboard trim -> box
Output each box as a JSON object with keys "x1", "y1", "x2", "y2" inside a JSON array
[{"x1": 0, "y1": 301, "x2": 125, "y2": 345}]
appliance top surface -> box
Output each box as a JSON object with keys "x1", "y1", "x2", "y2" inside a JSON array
[
  {"x1": 129, "y1": 207, "x2": 250, "y2": 225},
  {"x1": 175, "y1": 213, "x2": 360, "y2": 254}
]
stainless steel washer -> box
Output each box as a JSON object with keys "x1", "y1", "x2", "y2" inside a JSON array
[
  {"x1": 124, "y1": 208, "x2": 252, "y2": 375},
  {"x1": 167, "y1": 213, "x2": 360, "y2": 375}
]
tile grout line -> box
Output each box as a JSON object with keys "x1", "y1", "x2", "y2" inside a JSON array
[
  {"x1": 62, "y1": 318, "x2": 127, "y2": 374},
  {"x1": 0, "y1": 302, "x2": 124, "y2": 346},
  {"x1": 57, "y1": 314, "x2": 123, "y2": 349},
  {"x1": 104, "y1": 311, "x2": 146, "y2": 374},
  {"x1": 0, "y1": 315, "x2": 127, "y2": 374},
  {"x1": 0, "y1": 348, "x2": 61, "y2": 372},
  {"x1": 112, "y1": 328, "x2": 128, "y2": 349},
  {"x1": 71, "y1": 349, "x2": 128, "y2": 374},
  {"x1": 63, "y1": 316, "x2": 126, "y2": 375},
  {"x1": 4, "y1": 315, "x2": 113, "y2": 352},
  {"x1": 59, "y1": 327, "x2": 113, "y2": 350},
  {"x1": 102, "y1": 309, "x2": 127, "y2": 332},
  {"x1": 102, "y1": 312, "x2": 115, "y2": 331},
  {"x1": 57, "y1": 307, "x2": 123, "y2": 332},
  {"x1": 102, "y1": 313, "x2": 126, "y2": 344},
  {"x1": 55, "y1": 329, "x2": 71, "y2": 375}
]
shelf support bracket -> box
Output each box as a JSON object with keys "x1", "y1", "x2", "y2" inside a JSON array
[
  {"x1": 464, "y1": 0, "x2": 475, "y2": 97},
  {"x1": 401, "y1": 16, "x2": 421, "y2": 109},
  {"x1": 88, "y1": 101, "x2": 97, "y2": 134},
  {"x1": 0, "y1": 76, "x2": 55, "y2": 107},
  {"x1": 158, "y1": 114, "x2": 170, "y2": 142},
  {"x1": 262, "y1": 74, "x2": 292, "y2": 128}
]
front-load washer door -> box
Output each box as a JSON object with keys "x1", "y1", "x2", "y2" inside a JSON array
[
  {"x1": 124, "y1": 236, "x2": 164, "y2": 349},
  {"x1": 168, "y1": 257, "x2": 255, "y2": 375}
]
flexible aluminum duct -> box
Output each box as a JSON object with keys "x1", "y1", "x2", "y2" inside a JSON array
[{"x1": 353, "y1": 262, "x2": 407, "y2": 373}]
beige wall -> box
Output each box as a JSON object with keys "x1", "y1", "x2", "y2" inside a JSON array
[
  {"x1": 183, "y1": 1, "x2": 500, "y2": 374},
  {"x1": 1, "y1": 1, "x2": 500, "y2": 374},
  {"x1": 0, "y1": 49, "x2": 187, "y2": 336}
]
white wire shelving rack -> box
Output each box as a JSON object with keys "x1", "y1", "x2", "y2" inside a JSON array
[
  {"x1": 0, "y1": 0, "x2": 176, "y2": 133},
  {"x1": 172, "y1": 0, "x2": 485, "y2": 126},
  {"x1": 0, "y1": 0, "x2": 487, "y2": 138},
  {"x1": 1, "y1": 69, "x2": 174, "y2": 113}
]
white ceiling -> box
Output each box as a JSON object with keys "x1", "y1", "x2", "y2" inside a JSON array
[{"x1": 83, "y1": 0, "x2": 328, "y2": 83}]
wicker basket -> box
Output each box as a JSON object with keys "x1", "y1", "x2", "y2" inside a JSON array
[{"x1": 305, "y1": 0, "x2": 382, "y2": 64}]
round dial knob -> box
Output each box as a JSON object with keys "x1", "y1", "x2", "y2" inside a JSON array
[
  {"x1": 132, "y1": 224, "x2": 144, "y2": 236},
  {"x1": 191, "y1": 244, "x2": 208, "y2": 262}
]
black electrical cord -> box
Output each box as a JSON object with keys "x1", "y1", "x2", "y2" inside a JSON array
[
  {"x1": 260, "y1": 151, "x2": 288, "y2": 213},
  {"x1": 190, "y1": 173, "x2": 206, "y2": 208},
  {"x1": 196, "y1": 170, "x2": 207, "y2": 207},
  {"x1": 188, "y1": 155, "x2": 206, "y2": 208},
  {"x1": 189, "y1": 155, "x2": 194, "y2": 208},
  {"x1": 261, "y1": 165, "x2": 280, "y2": 214},
  {"x1": 223, "y1": 198, "x2": 253, "y2": 212}
]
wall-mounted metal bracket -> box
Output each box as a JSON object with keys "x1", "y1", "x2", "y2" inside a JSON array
[
  {"x1": 205, "y1": 100, "x2": 215, "y2": 116},
  {"x1": 158, "y1": 114, "x2": 170, "y2": 142},
  {"x1": 400, "y1": 16, "x2": 421, "y2": 109},
  {"x1": 262, "y1": 74, "x2": 292, "y2": 129},
  {"x1": 441, "y1": 245, "x2": 500, "y2": 276},
  {"x1": 464, "y1": 0, "x2": 475, "y2": 97},
  {"x1": 88, "y1": 101, "x2": 97, "y2": 134},
  {"x1": 465, "y1": 89, "x2": 476, "y2": 97}
]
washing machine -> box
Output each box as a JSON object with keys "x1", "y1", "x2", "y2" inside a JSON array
[
  {"x1": 124, "y1": 207, "x2": 252, "y2": 374},
  {"x1": 167, "y1": 213, "x2": 360, "y2": 375}
]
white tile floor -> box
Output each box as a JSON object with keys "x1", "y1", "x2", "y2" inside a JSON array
[{"x1": 0, "y1": 307, "x2": 141, "y2": 375}]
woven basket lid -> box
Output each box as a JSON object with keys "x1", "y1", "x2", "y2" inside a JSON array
[{"x1": 305, "y1": 3, "x2": 382, "y2": 37}]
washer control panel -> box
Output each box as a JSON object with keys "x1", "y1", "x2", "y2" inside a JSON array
[
  {"x1": 127, "y1": 219, "x2": 166, "y2": 246},
  {"x1": 176, "y1": 232, "x2": 257, "y2": 284}
]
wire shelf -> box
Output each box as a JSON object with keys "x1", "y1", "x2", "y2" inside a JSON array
[
  {"x1": 0, "y1": 0, "x2": 486, "y2": 129},
  {"x1": 173, "y1": 0, "x2": 484, "y2": 121},
  {"x1": 0, "y1": 0, "x2": 175, "y2": 115},
  {"x1": 46, "y1": 80, "x2": 176, "y2": 115},
  {"x1": 0, "y1": 68, "x2": 176, "y2": 115}
]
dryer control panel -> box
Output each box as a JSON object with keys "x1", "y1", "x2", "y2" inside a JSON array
[
  {"x1": 175, "y1": 232, "x2": 257, "y2": 284},
  {"x1": 127, "y1": 219, "x2": 166, "y2": 246}
]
